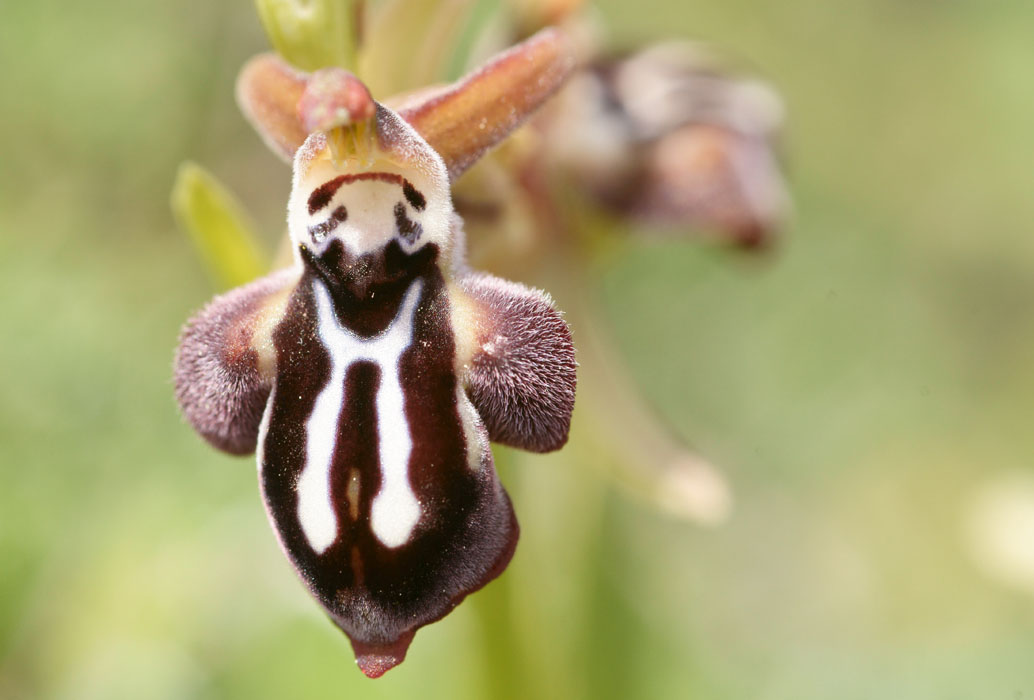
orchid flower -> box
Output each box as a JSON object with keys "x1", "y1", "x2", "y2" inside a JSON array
[
  {"x1": 172, "y1": 0, "x2": 790, "y2": 678},
  {"x1": 175, "y1": 28, "x2": 577, "y2": 677}
]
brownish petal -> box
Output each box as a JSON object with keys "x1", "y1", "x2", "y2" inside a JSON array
[
  {"x1": 236, "y1": 53, "x2": 309, "y2": 162},
  {"x1": 174, "y1": 268, "x2": 298, "y2": 455},
  {"x1": 397, "y1": 28, "x2": 576, "y2": 181},
  {"x1": 453, "y1": 272, "x2": 576, "y2": 453}
]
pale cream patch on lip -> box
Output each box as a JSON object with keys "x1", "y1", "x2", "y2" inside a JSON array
[{"x1": 251, "y1": 271, "x2": 301, "y2": 379}]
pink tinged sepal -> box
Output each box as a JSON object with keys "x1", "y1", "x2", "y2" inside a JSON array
[
  {"x1": 235, "y1": 29, "x2": 576, "y2": 179},
  {"x1": 236, "y1": 53, "x2": 308, "y2": 163},
  {"x1": 395, "y1": 27, "x2": 576, "y2": 181}
]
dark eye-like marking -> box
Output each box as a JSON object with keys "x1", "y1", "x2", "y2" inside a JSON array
[
  {"x1": 393, "y1": 202, "x2": 422, "y2": 244},
  {"x1": 308, "y1": 173, "x2": 428, "y2": 215},
  {"x1": 402, "y1": 181, "x2": 426, "y2": 211},
  {"x1": 308, "y1": 180, "x2": 341, "y2": 215},
  {"x1": 309, "y1": 205, "x2": 348, "y2": 243}
]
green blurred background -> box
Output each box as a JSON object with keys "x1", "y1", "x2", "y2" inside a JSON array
[{"x1": 3, "y1": 1, "x2": 1034, "y2": 698}]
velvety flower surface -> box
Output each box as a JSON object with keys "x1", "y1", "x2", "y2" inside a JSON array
[
  {"x1": 173, "y1": 0, "x2": 792, "y2": 679},
  {"x1": 175, "y1": 30, "x2": 578, "y2": 677}
]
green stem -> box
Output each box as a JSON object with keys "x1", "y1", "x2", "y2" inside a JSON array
[
  {"x1": 469, "y1": 448, "x2": 528, "y2": 700},
  {"x1": 254, "y1": 0, "x2": 359, "y2": 71}
]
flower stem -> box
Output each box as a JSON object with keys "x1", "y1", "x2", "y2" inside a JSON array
[
  {"x1": 254, "y1": 0, "x2": 360, "y2": 71},
  {"x1": 470, "y1": 447, "x2": 531, "y2": 700}
]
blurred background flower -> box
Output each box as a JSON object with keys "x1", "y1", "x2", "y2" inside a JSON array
[{"x1": 3, "y1": 0, "x2": 1034, "y2": 698}]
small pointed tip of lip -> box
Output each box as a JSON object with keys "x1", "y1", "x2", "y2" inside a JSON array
[
  {"x1": 350, "y1": 630, "x2": 415, "y2": 678},
  {"x1": 355, "y1": 653, "x2": 401, "y2": 678}
]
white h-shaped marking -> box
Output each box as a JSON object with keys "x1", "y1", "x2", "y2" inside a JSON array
[{"x1": 297, "y1": 277, "x2": 424, "y2": 552}]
